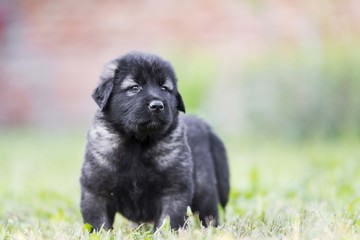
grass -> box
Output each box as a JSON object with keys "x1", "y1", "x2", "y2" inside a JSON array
[{"x1": 0, "y1": 128, "x2": 360, "y2": 239}]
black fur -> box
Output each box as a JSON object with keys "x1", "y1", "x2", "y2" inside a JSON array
[{"x1": 80, "y1": 52, "x2": 230, "y2": 231}]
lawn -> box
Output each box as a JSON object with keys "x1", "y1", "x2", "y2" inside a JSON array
[{"x1": 0, "y1": 129, "x2": 360, "y2": 239}]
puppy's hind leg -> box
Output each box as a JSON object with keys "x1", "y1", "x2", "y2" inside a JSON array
[{"x1": 81, "y1": 189, "x2": 116, "y2": 231}]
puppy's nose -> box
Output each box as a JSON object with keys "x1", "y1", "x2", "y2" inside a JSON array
[{"x1": 148, "y1": 100, "x2": 164, "y2": 112}]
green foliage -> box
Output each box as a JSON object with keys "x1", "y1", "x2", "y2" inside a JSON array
[
  {"x1": 84, "y1": 223, "x2": 93, "y2": 233},
  {"x1": 238, "y1": 41, "x2": 360, "y2": 139},
  {"x1": 167, "y1": 52, "x2": 218, "y2": 113},
  {"x1": 1, "y1": 130, "x2": 360, "y2": 239}
]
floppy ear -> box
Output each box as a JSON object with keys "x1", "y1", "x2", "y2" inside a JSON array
[
  {"x1": 92, "y1": 60, "x2": 118, "y2": 111},
  {"x1": 92, "y1": 80, "x2": 114, "y2": 111},
  {"x1": 176, "y1": 92, "x2": 186, "y2": 113}
]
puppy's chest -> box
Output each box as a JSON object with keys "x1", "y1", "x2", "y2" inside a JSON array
[
  {"x1": 116, "y1": 161, "x2": 164, "y2": 191},
  {"x1": 108, "y1": 148, "x2": 162, "y2": 189},
  {"x1": 111, "y1": 157, "x2": 166, "y2": 219},
  {"x1": 96, "y1": 137, "x2": 188, "y2": 199}
]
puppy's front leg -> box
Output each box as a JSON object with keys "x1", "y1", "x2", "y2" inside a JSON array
[
  {"x1": 80, "y1": 189, "x2": 116, "y2": 231},
  {"x1": 154, "y1": 194, "x2": 190, "y2": 230}
]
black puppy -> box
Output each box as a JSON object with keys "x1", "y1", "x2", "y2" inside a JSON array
[{"x1": 80, "y1": 52, "x2": 229, "y2": 231}]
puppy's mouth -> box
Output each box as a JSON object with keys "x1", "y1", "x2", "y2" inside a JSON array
[
  {"x1": 140, "y1": 117, "x2": 167, "y2": 130},
  {"x1": 133, "y1": 108, "x2": 172, "y2": 136}
]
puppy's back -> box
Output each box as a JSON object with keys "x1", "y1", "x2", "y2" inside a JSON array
[{"x1": 181, "y1": 114, "x2": 229, "y2": 208}]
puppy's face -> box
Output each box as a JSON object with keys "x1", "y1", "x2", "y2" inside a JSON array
[{"x1": 92, "y1": 53, "x2": 185, "y2": 139}]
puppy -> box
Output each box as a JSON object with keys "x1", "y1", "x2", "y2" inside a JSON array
[{"x1": 80, "y1": 52, "x2": 229, "y2": 231}]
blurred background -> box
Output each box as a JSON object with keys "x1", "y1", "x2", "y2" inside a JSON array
[
  {"x1": 1, "y1": 0, "x2": 360, "y2": 139},
  {"x1": 1, "y1": 0, "x2": 360, "y2": 236}
]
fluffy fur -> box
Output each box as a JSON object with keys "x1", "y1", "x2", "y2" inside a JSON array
[{"x1": 80, "y1": 52, "x2": 230, "y2": 231}]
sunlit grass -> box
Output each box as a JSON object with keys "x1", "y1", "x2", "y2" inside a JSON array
[{"x1": 1, "y1": 129, "x2": 360, "y2": 239}]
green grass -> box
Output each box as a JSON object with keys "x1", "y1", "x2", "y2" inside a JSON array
[{"x1": 1, "y1": 129, "x2": 360, "y2": 239}]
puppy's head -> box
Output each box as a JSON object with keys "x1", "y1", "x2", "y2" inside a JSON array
[{"x1": 92, "y1": 52, "x2": 185, "y2": 139}]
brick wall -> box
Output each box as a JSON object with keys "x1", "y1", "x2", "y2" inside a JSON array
[{"x1": 1, "y1": 0, "x2": 359, "y2": 127}]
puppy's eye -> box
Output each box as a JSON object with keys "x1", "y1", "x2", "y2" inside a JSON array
[
  {"x1": 128, "y1": 85, "x2": 140, "y2": 92},
  {"x1": 161, "y1": 86, "x2": 169, "y2": 92}
]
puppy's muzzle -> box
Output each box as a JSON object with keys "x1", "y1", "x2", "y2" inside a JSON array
[{"x1": 148, "y1": 100, "x2": 164, "y2": 112}]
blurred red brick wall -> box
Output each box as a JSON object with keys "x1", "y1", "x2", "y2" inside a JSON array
[{"x1": 1, "y1": 0, "x2": 359, "y2": 127}]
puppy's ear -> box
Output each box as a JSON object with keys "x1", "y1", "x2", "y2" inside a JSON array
[
  {"x1": 92, "y1": 80, "x2": 114, "y2": 111},
  {"x1": 176, "y1": 92, "x2": 186, "y2": 113},
  {"x1": 92, "y1": 61, "x2": 118, "y2": 111}
]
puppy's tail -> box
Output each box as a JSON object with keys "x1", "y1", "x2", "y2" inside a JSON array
[{"x1": 209, "y1": 131, "x2": 230, "y2": 208}]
